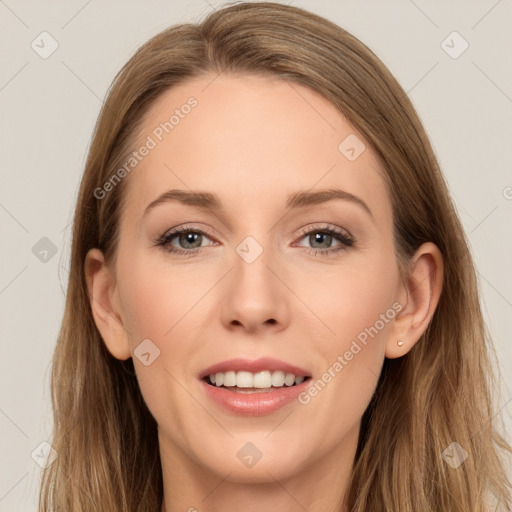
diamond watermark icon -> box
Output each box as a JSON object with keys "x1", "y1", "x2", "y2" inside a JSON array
[
  {"x1": 236, "y1": 236, "x2": 263, "y2": 264},
  {"x1": 442, "y1": 442, "x2": 468, "y2": 468},
  {"x1": 31, "y1": 441, "x2": 58, "y2": 468},
  {"x1": 237, "y1": 442, "x2": 263, "y2": 468},
  {"x1": 441, "y1": 31, "x2": 469, "y2": 59},
  {"x1": 32, "y1": 237, "x2": 58, "y2": 263},
  {"x1": 338, "y1": 134, "x2": 365, "y2": 161},
  {"x1": 134, "y1": 338, "x2": 161, "y2": 366},
  {"x1": 31, "y1": 31, "x2": 59, "y2": 59}
]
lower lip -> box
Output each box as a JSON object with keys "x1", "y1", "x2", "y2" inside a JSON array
[{"x1": 199, "y1": 378, "x2": 311, "y2": 416}]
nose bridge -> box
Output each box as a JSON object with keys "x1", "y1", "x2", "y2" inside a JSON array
[
  {"x1": 220, "y1": 228, "x2": 289, "y2": 331},
  {"x1": 232, "y1": 231, "x2": 276, "y2": 295}
]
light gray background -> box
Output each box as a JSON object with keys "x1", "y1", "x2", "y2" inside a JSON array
[{"x1": 1, "y1": 0, "x2": 511, "y2": 509}]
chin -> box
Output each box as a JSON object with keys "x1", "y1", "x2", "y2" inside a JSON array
[{"x1": 194, "y1": 441, "x2": 311, "y2": 484}]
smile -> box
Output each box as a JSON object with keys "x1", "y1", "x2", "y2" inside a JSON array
[
  {"x1": 198, "y1": 357, "x2": 313, "y2": 416},
  {"x1": 205, "y1": 370, "x2": 307, "y2": 390}
]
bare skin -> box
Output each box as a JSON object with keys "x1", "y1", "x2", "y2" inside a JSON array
[{"x1": 85, "y1": 73, "x2": 443, "y2": 512}]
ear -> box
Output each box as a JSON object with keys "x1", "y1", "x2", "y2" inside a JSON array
[
  {"x1": 385, "y1": 242, "x2": 444, "y2": 359},
  {"x1": 84, "y1": 248, "x2": 131, "y2": 360}
]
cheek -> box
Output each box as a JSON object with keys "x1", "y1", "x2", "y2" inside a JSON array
[
  {"x1": 304, "y1": 257, "x2": 399, "y2": 428},
  {"x1": 120, "y1": 280, "x2": 169, "y2": 342},
  {"x1": 117, "y1": 250, "x2": 193, "y2": 341},
  {"x1": 297, "y1": 251, "x2": 399, "y2": 438},
  {"x1": 304, "y1": 251, "x2": 399, "y2": 348},
  {"x1": 116, "y1": 259, "x2": 200, "y2": 436}
]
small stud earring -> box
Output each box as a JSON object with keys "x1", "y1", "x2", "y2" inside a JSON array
[{"x1": 397, "y1": 340, "x2": 404, "y2": 346}]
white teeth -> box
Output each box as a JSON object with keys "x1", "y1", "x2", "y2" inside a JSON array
[
  {"x1": 253, "y1": 370, "x2": 271, "y2": 388},
  {"x1": 284, "y1": 373, "x2": 295, "y2": 386},
  {"x1": 223, "y1": 371, "x2": 237, "y2": 387},
  {"x1": 271, "y1": 370, "x2": 285, "y2": 386},
  {"x1": 208, "y1": 370, "x2": 307, "y2": 388},
  {"x1": 237, "y1": 371, "x2": 253, "y2": 388}
]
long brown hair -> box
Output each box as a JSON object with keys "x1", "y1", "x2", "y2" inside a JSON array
[{"x1": 39, "y1": 2, "x2": 512, "y2": 510}]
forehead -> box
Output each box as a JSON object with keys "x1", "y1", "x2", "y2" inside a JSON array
[{"x1": 120, "y1": 73, "x2": 391, "y2": 225}]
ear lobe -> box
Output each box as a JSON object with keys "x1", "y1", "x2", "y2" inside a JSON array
[
  {"x1": 84, "y1": 248, "x2": 132, "y2": 361},
  {"x1": 385, "y1": 242, "x2": 444, "y2": 359}
]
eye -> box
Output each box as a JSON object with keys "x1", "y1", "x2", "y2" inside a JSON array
[
  {"x1": 293, "y1": 225, "x2": 355, "y2": 257},
  {"x1": 155, "y1": 225, "x2": 217, "y2": 256},
  {"x1": 155, "y1": 223, "x2": 356, "y2": 258}
]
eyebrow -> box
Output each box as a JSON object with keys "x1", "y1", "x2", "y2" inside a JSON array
[{"x1": 143, "y1": 188, "x2": 373, "y2": 219}]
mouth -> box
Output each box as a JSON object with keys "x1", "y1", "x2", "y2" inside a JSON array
[
  {"x1": 197, "y1": 357, "x2": 313, "y2": 415},
  {"x1": 202, "y1": 372, "x2": 312, "y2": 393}
]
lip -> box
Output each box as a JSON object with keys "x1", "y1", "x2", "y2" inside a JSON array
[
  {"x1": 199, "y1": 377, "x2": 311, "y2": 416},
  {"x1": 198, "y1": 357, "x2": 311, "y2": 380},
  {"x1": 198, "y1": 357, "x2": 312, "y2": 417}
]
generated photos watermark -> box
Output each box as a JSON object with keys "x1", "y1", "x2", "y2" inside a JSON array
[
  {"x1": 298, "y1": 301, "x2": 403, "y2": 405},
  {"x1": 93, "y1": 96, "x2": 198, "y2": 200}
]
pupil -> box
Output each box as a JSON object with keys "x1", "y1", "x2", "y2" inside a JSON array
[
  {"x1": 180, "y1": 232, "x2": 201, "y2": 248},
  {"x1": 311, "y1": 232, "x2": 332, "y2": 249}
]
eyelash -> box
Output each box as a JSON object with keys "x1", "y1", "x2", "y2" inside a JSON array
[{"x1": 154, "y1": 224, "x2": 356, "y2": 258}]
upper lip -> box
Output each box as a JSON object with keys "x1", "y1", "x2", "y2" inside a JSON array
[{"x1": 199, "y1": 357, "x2": 312, "y2": 380}]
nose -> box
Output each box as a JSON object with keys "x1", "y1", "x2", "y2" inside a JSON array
[{"x1": 219, "y1": 242, "x2": 289, "y2": 335}]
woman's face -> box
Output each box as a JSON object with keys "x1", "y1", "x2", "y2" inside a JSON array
[{"x1": 106, "y1": 73, "x2": 405, "y2": 482}]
